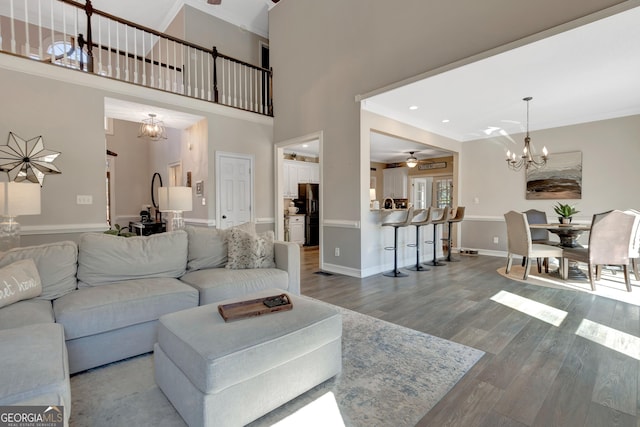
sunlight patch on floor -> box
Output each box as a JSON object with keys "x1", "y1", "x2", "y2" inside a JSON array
[
  {"x1": 575, "y1": 318, "x2": 640, "y2": 360},
  {"x1": 491, "y1": 290, "x2": 568, "y2": 327},
  {"x1": 271, "y1": 392, "x2": 345, "y2": 427}
]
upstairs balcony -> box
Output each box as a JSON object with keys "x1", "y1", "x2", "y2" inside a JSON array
[{"x1": 0, "y1": 0, "x2": 273, "y2": 116}]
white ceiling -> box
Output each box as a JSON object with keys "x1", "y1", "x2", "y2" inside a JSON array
[
  {"x1": 363, "y1": 6, "x2": 640, "y2": 148},
  {"x1": 91, "y1": 0, "x2": 274, "y2": 39},
  {"x1": 101, "y1": 4, "x2": 640, "y2": 164},
  {"x1": 104, "y1": 98, "x2": 205, "y2": 129}
]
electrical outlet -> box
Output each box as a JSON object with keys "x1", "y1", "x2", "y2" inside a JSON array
[
  {"x1": 334, "y1": 247, "x2": 340, "y2": 257},
  {"x1": 493, "y1": 236, "x2": 499, "y2": 244},
  {"x1": 201, "y1": 198, "x2": 206, "y2": 206}
]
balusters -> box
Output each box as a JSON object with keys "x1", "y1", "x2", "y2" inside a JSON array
[
  {"x1": 106, "y1": 17, "x2": 112, "y2": 76},
  {"x1": 36, "y1": 0, "x2": 43, "y2": 59},
  {"x1": 24, "y1": 0, "x2": 30, "y2": 57},
  {"x1": 96, "y1": 15, "x2": 102, "y2": 74},
  {"x1": 124, "y1": 24, "x2": 130, "y2": 81},
  {"x1": 207, "y1": 52, "x2": 212, "y2": 101},
  {"x1": 0, "y1": 0, "x2": 272, "y2": 116},
  {"x1": 141, "y1": 30, "x2": 146, "y2": 85},
  {"x1": 10, "y1": 0, "x2": 16, "y2": 53},
  {"x1": 49, "y1": 0, "x2": 55, "y2": 62}
]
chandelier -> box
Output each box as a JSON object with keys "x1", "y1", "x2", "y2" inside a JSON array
[
  {"x1": 138, "y1": 113, "x2": 167, "y2": 141},
  {"x1": 505, "y1": 97, "x2": 548, "y2": 171},
  {"x1": 406, "y1": 152, "x2": 418, "y2": 168}
]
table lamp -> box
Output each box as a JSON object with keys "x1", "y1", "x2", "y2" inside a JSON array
[
  {"x1": 0, "y1": 182, "x2": 41, "y2": 250},
  {"x1": 158, "y1": 186, "x2": 192, "y2": 232}
]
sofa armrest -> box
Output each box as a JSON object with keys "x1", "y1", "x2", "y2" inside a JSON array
[{"x1": 274, "y1": 241, "x2": 300, "y2": 295}]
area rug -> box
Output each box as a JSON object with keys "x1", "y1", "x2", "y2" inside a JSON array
[
  {"x1": 69, "y1": 307, "x2": 484, "y2": 427},
  {"x1": 498, "y1": 264, "x2": 640, "y2": 306}
]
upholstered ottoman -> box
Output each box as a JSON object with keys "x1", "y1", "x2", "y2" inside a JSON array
[
  {"x1": 0, "y1": 323, "x2": 71, "y2": 426},
  {"x1": 154, "y1": 289, "x2": 342, "y2": 427}
]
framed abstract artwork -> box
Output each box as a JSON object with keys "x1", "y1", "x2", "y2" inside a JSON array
[{"x1": 525, "y1": 151, "x2": 582, "y2": 200}]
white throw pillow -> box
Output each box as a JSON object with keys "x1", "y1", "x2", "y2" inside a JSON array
[{"x1": 0, "y1": 259, "x2": 42, "y2": 309}]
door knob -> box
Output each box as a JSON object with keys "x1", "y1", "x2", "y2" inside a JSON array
[{"x1": 222, "y1": 215, "x2": 227, "y2": 219}]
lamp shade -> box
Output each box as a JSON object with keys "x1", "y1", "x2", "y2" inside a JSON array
[
  {"x1": 158, "y1": 186, "x2": 192, "y2": 212},
  {"x1": 369, "y1": 188, "x2": 376, "y2": 201},
  {"x1": 0, "y1": 182, "x2": 41, "y2": 216}
]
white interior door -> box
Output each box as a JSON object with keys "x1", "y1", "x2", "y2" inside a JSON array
[{"x1": 216, "y1": 152, "x2": 253, "y2": 229}]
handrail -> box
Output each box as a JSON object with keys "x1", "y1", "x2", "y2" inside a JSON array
[{"x1": 0, "y1": 0, "x2": 273, "y2": 116}]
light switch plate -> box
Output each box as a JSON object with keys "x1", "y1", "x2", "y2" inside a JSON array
[{"x1": 77, "y1": 195, "x2": 93, "y2": 205}]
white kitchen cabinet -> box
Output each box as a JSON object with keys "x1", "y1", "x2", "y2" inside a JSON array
[
  {"x1": 383, "y1": 167, "x2": 408, "y2": 198},
  {"x1": 309, "y1": 162, "x2": 320, "y2": 183},
  {"x1": 288, "y1": 214, "x2": 305, "y2": 245},
  {"x1": 283, "y1": 160, "x2": 320, "y2": 197},
  {"x1": 283, "y1": 160, "x2": 299, "y2": 198},
  {"x1": 297, "y1": 163, "x2": 311, "y2": 183}
]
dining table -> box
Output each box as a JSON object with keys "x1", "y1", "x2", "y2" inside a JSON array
[
  {"x1": 529, "y1": 223, "x2": 591, "y2": 248},
  {"x1": 529, "y1": 223, "x2": 591, "y2": 279}
]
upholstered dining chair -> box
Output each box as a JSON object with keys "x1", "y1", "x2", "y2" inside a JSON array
[
  {"x1": 522, "y1": 209, "x2": 554, "y2": 271},
  {"x1": 624, "y1": 209, "x2": 640, "y2": 281},
  {"x1": 562, "y1": 210, "x2": 636, "y2": 291},
  {"x1": 504, "y1": 211, "x2": 564, "y2": 280}
]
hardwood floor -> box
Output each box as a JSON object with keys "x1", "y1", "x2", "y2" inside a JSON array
[{"x1": 298, "y1": 246, "x2": 640, "y2": 427}]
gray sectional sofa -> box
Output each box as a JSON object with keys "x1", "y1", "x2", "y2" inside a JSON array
[{"x1": 0, "y1": 226, "x2": 300, "y2": 426}]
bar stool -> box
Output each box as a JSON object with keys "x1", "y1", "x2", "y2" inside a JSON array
[
  {"x1": 382, "y1": 207, "x2": 414, "y2": 277},
  {"x1": 445, "y1": 206, "x2": 465, "y2": 262},
  {"x1": 426, "y1": 207, "x2": 449, "y2": 267},
  {"x1": 407, "y1": 208, "x2": 431, "y2": 272}
]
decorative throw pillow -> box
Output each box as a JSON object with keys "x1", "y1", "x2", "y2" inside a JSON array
[
  {"x1": 0, "y1": 259, "x2": 42, "y2": 309},
  {"x1": 226, "y1": 228, "x2": 276, "y2": 269},
  {"x1": 185, "y1": 226, "x2": 229, "y2": 270}
]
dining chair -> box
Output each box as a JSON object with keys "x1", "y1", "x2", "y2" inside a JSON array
[
  {"x1": 562, "y1": 210, "x2": 636, "y2": 291},
  {"x1": 523, "y1": 209, "x2": 554, "y2": 272},
  {"x1": 624, "y1": 209, "x2": 640, "y2": 281},
  {"x1": 504, "y1": 211, "x2": 564, "y2": 280}
]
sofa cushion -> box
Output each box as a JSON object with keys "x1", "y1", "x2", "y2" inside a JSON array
[
  {"x1": 0, "y1": 323, "x2": 70, "y2": 417},
  {"x1": 53, "y1": 277, "x2": 199, "y2": 340},
  {"x1": 226, "y1": 228, "x2": 276, "y2": 269},
  {"x1": 0, "y1": 259, "x2": 42, "y2": 309},
  {"x1": 77, "y1": 230, "x2": 188, "y2": 286},
  {"x1": 180, "y1": 267, "x2": 289, "y2": 305},
  {"x1": 0, "y1": 299, "x2": 54, "y2": 331},
  {"x1": 0, "y1": 241, "x2": 77, "y2": 300},
  {"x1": 185, "y1": 226, "x2": 228, "y2": 271}
]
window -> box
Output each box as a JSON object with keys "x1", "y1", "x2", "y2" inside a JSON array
[
  {"x1": 47, "y1": 41, "x2": 88, "y2": 69},
  {"x1": 434, "y1": 177, "x2": 453, "y2": 209}
]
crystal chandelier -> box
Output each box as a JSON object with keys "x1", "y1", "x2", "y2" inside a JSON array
[
  {"x1": 505, "y1": 97, "x2": 548, "y2": 171},
  {"x1": 138, "y1": 113, "x2": 167, "y2": 141}
]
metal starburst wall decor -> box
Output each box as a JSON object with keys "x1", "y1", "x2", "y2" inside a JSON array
[{"x1": 0, "y1": 132, "x2": 61, "y2": 186}]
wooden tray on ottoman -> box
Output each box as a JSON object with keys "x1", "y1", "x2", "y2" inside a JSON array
[{"x1": 218, "y1": 293, "x2": 293, "y2": 321}]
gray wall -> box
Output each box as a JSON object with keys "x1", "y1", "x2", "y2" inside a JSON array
[
  {"x1": 461, "y1": 114, "x2": 640, "y2": 253},
  {"x1": 270, "y1": 0, "x2": 632, "y2": 274},
  {"x1": 182, "y1": 5, "x2": 268, "y2": 66},
  {"x1": 0, "y1": 51, "x2": 273, "y2": 245}
]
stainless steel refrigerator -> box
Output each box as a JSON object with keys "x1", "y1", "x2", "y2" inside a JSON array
[{"x1": 294, "y1": 183, "x2": 319, "y2": 246}]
